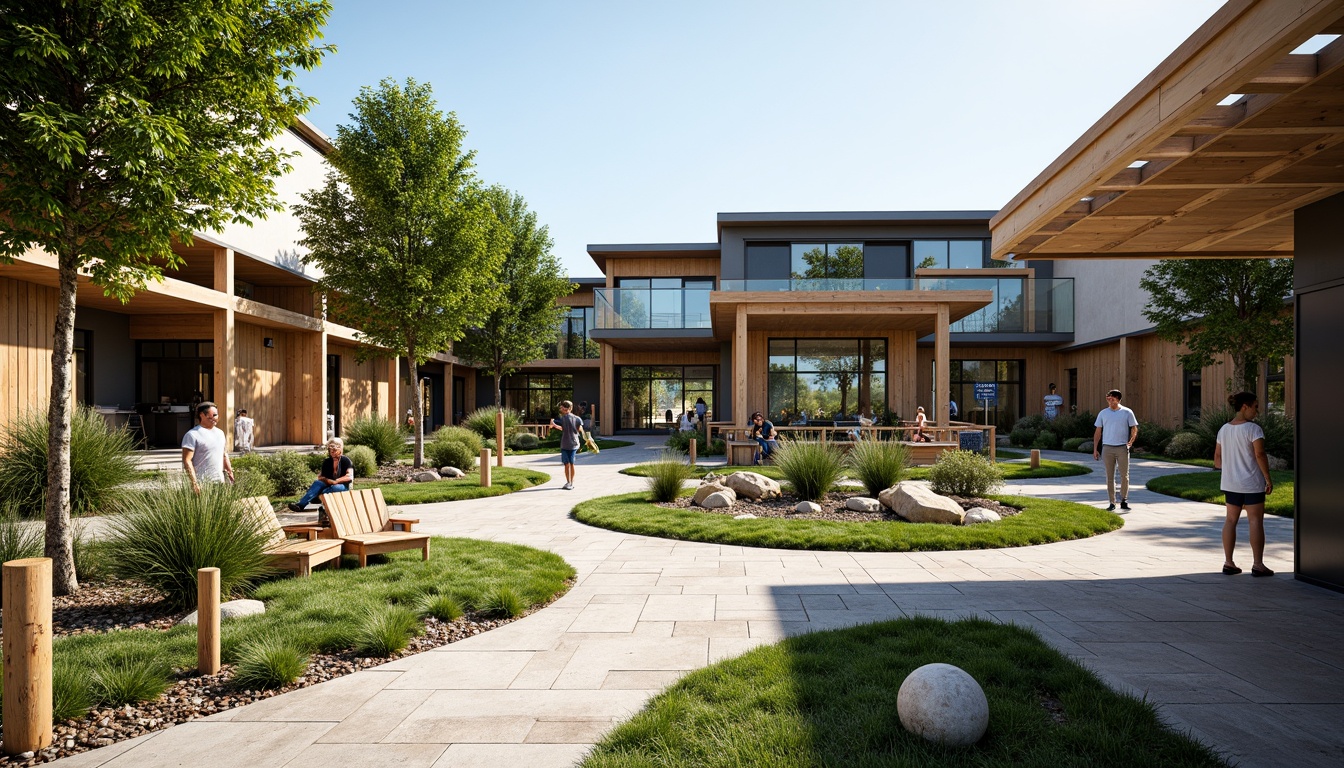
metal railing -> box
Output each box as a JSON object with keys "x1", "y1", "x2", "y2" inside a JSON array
[{"x1": 593, "y1": 288, "x2": 712, "y2": 330}]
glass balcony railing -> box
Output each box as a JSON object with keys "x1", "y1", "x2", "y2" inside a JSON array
[{"x1": 594, "y1": 288, "x2": 713, "y2": 330}]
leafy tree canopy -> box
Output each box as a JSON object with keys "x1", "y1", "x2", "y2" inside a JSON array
[{"x1": 1140, "y1": 258, "x2": 1293, "y2": 393}]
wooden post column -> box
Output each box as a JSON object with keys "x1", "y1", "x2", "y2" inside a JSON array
[
  {"x1": 734, "y1": 305, "x2": 748, "y2": 427},
  {"x1": 2, "y1": 558, "x2": 52, "y2": 756},
  {"x1": 599, "y1": 343, "x2": 614, "y2": 436},
  {"x1": 935, "y1": 305, "x2": 950, "y2": 427},
  {"x1": 212, "y1": 248, "x2": 235, "y2": 449}
]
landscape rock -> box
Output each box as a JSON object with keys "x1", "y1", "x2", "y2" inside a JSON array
[
  {"x1": 733, "y1": 513, "x2": 756, "y2": 520},
  {"x1": 703, "y1": 491, "x2": 736, "y2": 509},
  {"x1": 845, "y1": 496, "x2": 882, "y2": 513},
  {"x1": 701, "y1": 471, "x2": 721, "y2": 482},
  {"x1": 794, "y1": 501, "x2": 822, "y2": 514},
  {"x1": 693, "y1": 483, "x2": 734, "y2": 506},
  {"x1": 1267, "y1": 454, "x2": 1288, "y2": 471},
  {"x1": 438, "y1": 466, "x2": 466, "y2": 478},
  {"x1": 883, "y1": 482, "x2": 965, "y2": 525},
  {"x1": 723, "y1": 471, "x2": 782, "y2": 501},
  {"x1": 413, "y1": 470, "x2": 441, "y2": 483},
  {"x1": 963, "y1": 508, "x2": 1001, "y2": 524},
  {"x1": 897, "y1": 663, "x2": 990, "y2": 746},
  {"x1": 177, "y1": 599, "x2": 266, "y2": 626}
]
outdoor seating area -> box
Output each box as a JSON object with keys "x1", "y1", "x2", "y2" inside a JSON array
[
  {"x1": 316, "y1": 487, "x2": 430, "y2": 567},
  {"x1": 240, "y1": 495, "x2": 344, "y2": 577}
]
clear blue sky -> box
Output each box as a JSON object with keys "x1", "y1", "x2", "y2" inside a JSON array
[{"x1": 292, "y1": 1, "x2": 1226, "y2": 277}]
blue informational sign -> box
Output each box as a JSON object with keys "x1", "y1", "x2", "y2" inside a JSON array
[
  {"x1": 973, "y1": 382, "x2": 999, "y2": 403},
  {"x1": 958, "y1": 430, "x2": 985, "y2": 452}
]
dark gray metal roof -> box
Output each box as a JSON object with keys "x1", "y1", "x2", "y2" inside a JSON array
[
  {"x1": 586, "y1": 243, "x2": 720, "y2": 253},
  {"x1": 717, "y1": 211, "x2": 997, "y2": 226}
]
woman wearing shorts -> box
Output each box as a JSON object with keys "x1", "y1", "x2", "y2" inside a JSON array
[{"x1": 1213, "y1": 391, "x2": 1275, "y2": 576}]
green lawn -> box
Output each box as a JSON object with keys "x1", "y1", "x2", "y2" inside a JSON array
[
  {"x1": 1136, "y1": 453, "x2": 1215, "y2": 468},
  {"x1": 1146, "y1": 469, "x2": 1294, "y2": 517},
  {"x1": 276, "y1": 466, "x2": 549, "y2": 506},
  {"x1": 583, "y1": 617, "x2": 1224, "y2": 767},
  {"x1": 621, "y1": 459, "x2": 1091, "y2": 482},
  {"x1": 572, "y1": 492, "x2": 1121, "y2": 552},
  {"x1": 584, "y1": 617, "x2": 1223, "y2": 768}
]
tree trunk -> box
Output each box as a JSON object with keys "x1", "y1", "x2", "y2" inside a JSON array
[
  {"x1": 45, "y1": 253, "x2": 80, "y2": 595},
  {"x1": 493, "y1": 367, "x2": 502, "y2": 407},
  {"x1": 408, "y1": 354, "x2": 423, "y2": 468},
  {"x1": 1232, "y1": 354, "x2": 1257, "y2": 396}
]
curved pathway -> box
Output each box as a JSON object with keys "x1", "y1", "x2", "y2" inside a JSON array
[{"x1": 57, "y1": 442, "x2": 1341, "y2": 768}]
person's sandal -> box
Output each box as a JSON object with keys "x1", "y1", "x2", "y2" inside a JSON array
[
  {"x1": 1251, "y1": 566, "x2": 1275, "y2": 577},
  {"x1": 1222, "y1": 565, "x2": 1242, "y2": 575}
]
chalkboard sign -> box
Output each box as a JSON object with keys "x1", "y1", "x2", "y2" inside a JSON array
[{"x1": 958, "y1": 430, "x2": 985, "y2": 452}]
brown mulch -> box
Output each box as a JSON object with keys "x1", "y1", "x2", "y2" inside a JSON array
[
  {"x1": 0, "y1": 578, "x2": 571, "y2": 766},
  {"x1": 658, "y1": 489, "x2": 1021, "y2": 521}
]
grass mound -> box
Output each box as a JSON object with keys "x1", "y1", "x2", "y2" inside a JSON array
[
  {"x1": 1146, "y1": 470, "x2": 1294, "y2": 517},
  {"x1": 622, "y1": 459, "x2": 1090, "y2": 482},
  {"x1": 583, "y1": 617, "x2": 1223, "y2": 767}
]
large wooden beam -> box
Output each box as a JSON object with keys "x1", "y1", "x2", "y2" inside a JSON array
[
  {"x1": 935, "y1": 305, "x2": 949, "y2": 427},
  {"x1": 212, "y1": 249, "x2": 235, "y2": 448},
  {"x1": 734, "y1": 305, "x2": 748, "y2": 428}
]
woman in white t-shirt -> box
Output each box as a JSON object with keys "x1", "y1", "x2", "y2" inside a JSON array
[{"x1": 1213, "y1": 391, "x2": 1275, "y2": 577}]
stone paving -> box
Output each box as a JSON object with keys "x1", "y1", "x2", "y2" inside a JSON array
[{"x1": 57, "y1": 440, "x2": 1343, "y2": 768}]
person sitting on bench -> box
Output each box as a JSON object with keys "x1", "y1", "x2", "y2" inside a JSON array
[
  {"x1": 748, "y1": 411, "x2": 778, "y2": 465},
  {"x1": 912, "y1": 406, "x2": 931, "y2": 442}
]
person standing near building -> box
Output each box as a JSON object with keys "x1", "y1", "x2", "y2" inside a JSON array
[
  {"x1": 1043, "y1": 384, "x2": 1063, "y2": 420},
  {"x1": 182, "y1": 401, "x2": 233, "y2": 493},
  {"x1": 1213, "y1": 391, "x2": 1275, "y2": 577},
  {"x1": 949, "y1": 395, "x2": 959, "y2": 420},
  {"x1": 234, "y1": 409, "x2": 255, "y2": 453},
  {"x1": 548, "y1": 400, "x2": 585, "y2": 490},
  {"x1": 1092, "y1": 389, "x2": 1138, "y2": 511}
]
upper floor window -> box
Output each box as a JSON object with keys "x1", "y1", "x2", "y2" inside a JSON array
[
  {"x1": 545, "y1": 307, "x2": 598, "y2": 359},
  {"x1": 913, "y1": 240, "x2": 1015, "y2": 269},
  {"x1": 790, "y1": 243, "x2": 864, "y2": 279}
]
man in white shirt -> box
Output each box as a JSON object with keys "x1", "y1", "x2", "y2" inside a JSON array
[
  {"x1": 182, "y1": 401, "x2": 233, "y2": 493},
  {"x1": 234, "y1": 409, "x2": 255, "y2": 453},
  {"x1": 1043, "y1": 384, "x2": 1064, "y2": 420},
  {"x1": 1091, "y1": 389, "x2": 1138, "y2": 511}
]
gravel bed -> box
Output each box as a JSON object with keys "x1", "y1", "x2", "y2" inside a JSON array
[
  {"x1": 659, "y1": 489, "x2": 1020, "y2": 521},
  {"x1": 0, "y1": 579, "x2": 568, "y2": 765}
]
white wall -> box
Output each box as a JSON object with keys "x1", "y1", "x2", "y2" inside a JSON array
[
  {"x1": 1054, "y1": 258, "x2": 1159, "y2": 345},
  {"x1": 202, "y1": 127, "x2": 330, "y2": 272}
]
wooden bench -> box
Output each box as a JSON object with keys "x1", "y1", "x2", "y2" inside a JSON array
[
  {"x1": 726, "y1": 440, "x2": 759, "y2": 466},
  {"x1": 906, "y1": 441, "x2": 960, "y2": 465},
  {"x1": 320, "y1": 487, "x2": 431, "y2": 567},
  {"x1": 239, "y1": 496, "x2": 344, "y2": 577}
]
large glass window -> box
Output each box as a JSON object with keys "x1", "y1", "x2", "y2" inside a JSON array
[
  {"x1": 948, "y1": 359, "x2": 1024, "y2": 431},
  {"x1": 611, "y1": 278, "x2": 714, "y2": 329},
  {"x1": 1266, "y1": 359, "x2": 1287, "y2": 415},
  {"x1": 547, "y1": 306, "x2": 597, "y2": 359},
  {"x1": 137, "y1": 340, "x2": 213, "y2": 405},
  {"x1": 945, "y1": 277, "x2": 1026, "y2": 332},
  {"x1": 74, "y1": 329, "x2": 91, "y2": 405},
  {"x1": 501, "y1": 373, "x2": 573, "y2": 423},
  {"x1": 913, "y1": 239, "x2": 1015, "y2": 269},
  {"x1": 617, "y1": 365, "x2": 715, "y2": 430},
  {"x1": 768, "y1": 339, "x2": 887, "y2": 423},
  {"x1": 790, "y1": 243, "x2": 865, "y2": 280}
]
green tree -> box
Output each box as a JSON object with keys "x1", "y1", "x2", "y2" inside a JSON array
[
  {"x1": 0, "y1": 0, "x2": 330, "y2": 594},
  {"x1": 295, "y1": 79, "x2": 504, "y2": 467},
  {"x1": 1140, "y1": 259, "x2": 1293, "y2": 394},
  {"x1": 455, "y1": 188, "x2": 574, "y2": 407}
]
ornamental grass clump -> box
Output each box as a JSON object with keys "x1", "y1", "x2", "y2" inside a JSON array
[
  {"x1": 345, "y1": 444, "x2": 377, "y2": 479},
  {"x1": 0, "y1": 406, "x2": 137, "y2": 518},
  {"x1": 774, "y1": 440, "x2": 845, "y2": 501},
  {"x1": 105, "y1": 480, "x2": 276, "y2": 609},
  {"x1": 232, "y1": 636, "x2": 310, "y2": 690},
  {"x1": 477, "y1": 585, "x2": 526, "y2": 618},
  {"x1": 353, "y1": 605, "x2": 421, "y2": 656},
  {"x1": 463, "y1": 406, "x2": 521, "y2": 441},
  {"x1": 506, "y1": 432, "x2": 539, "y2": 451},
  {"x1": 89, "y1": 658, "x2": 172, "y2": 706},
  {"x1": 845, "y1": 439, "x2": 910, "y2": 497},
  {"x1": 928, "y1": 449, "x2": 1004, "y2": 497},
  {"x1": 645, "y1": 452, "x2": 694, "y2": 503},
  {"x1": 343, "y1": 416, "x2": 405, "y2": 464},
  {"x1": 420, "y1": 592, "x2": 465, "y2": 622}
]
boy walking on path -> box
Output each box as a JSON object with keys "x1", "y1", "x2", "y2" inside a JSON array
[
  {"x1": 1092, "y1": 389, "x2": 1139, "y2": 511},
  {"x1": 548, "y1": 400, "x2": 585, "y2": 490}
]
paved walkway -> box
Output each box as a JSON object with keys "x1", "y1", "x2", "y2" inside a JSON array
[{"x1": 58, "y1": 441, "x2": 1342, "y2": 768}]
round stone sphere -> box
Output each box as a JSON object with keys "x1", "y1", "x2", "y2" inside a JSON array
[{"x1": 896, "y1": 663, "x2": 989, "y2": 746}]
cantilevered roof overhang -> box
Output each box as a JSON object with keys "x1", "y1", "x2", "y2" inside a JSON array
[{"x1": 991, "y1": 0, "x2": 1344, "y2": 262}]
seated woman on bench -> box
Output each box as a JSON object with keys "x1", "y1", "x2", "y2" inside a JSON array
[
  {"x1": 912, "y1": 406, "x2": 932, "y2": 442},
  {"x1": 288, "y1": 437, "x2": 354, "y2": 516},
  {"x1": 749, "y1": 411, "x2": 779, "y2": 465}
]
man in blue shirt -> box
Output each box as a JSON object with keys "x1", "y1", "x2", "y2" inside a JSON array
[{"x1": 1092, "y1": 389, "x2": 1139, "y2": 511}]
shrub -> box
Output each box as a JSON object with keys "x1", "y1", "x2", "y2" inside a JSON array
[
  {"x1": 928, "y1": 449, "x2": 1004, "y2": 497},
  {"x1": 1031, "y1": 430, "x2": 1061, "y2": 450},
  {"x1": 0, "y1": 503, "x2": 43, "y2": 569},
  {"x1": 232, "y1": 450, "x2": 311, "y2": 497},
  {"x1": 1164, "y1": 431, "x2": 1206, "y2": 460},
  {"x1": 73, "y1": 521, "x2": 111, "y2": 582},
  {"x1": 845, "y1": 439, "x2": 910, "y2": 496},
  {"x1": 353, "y1": 605, "x2": 420, "y2": 656},
  {"x1": 462, "y1": 406, "x2": 522, "y2": 441},
  {"x1": 303, "y1": 452, "x2": 326, "y2": 473},
  {"x1": 420, "y1": 593, "x2": 464, "y2": 622},
  {"x1": 1135, "y1": 422, "x2": 1174, "y2": 454},
  {"x1": 483, "y1": 438, "x2": 498, "y2": 454},
  {"x1": 1062, "y1": 437, "x2": 1088, "y2": 452},
  {"x1": 343, "y1": 416, "x2": 405, "y2": 464},
  {"x1": 426, "y1": 438, "x2": 475, "y2": 472},
  {"x1": 105, "y1": 481, "x2": 276, "y2": 609},
  {"x1": 1180, "y1": 407, "x2": 1232, "y2": 460},
  {"x1": 1077, "y1": 440, "x2": 1095, "y2": 453},
  {"x1": 507, "y1": 432, "x2": 539, "y2": 451},
  {"x1": 1008, "y1": 414, "x2": 1048, "y2": 447},
  {"x1": 0, "y1": 406, "x2": 138, "y2": 518},
  {"x1": 435, "y1": 426, "x2": 484, "y2": 455},
  {"x1": 52, "y1": 662, "x2": 93, "y2": 722},
  {"x1": 645, "y1": 452, "x2": 694, "y2": 503},
  {"x1": 1050, "y1": 410, "x2": 1096, "y2": 440},
  {"x1": 477, "y1": 585, "x2": 526, "y2": 618},
  {"x1": 346, "y1": 445, "x2": 377, "y2": 480},
  {"x1": 232, "y1": 637, "x2": 310, "y2": 690},
  {"x1": 666, "y1": 430, "x2": 723, "y2": 455},
  {"x1": 1258, "y1": 411, "x2": 1295, "y2": 468},
  {"x1": 773, "y1": 441, "x2": 845, "y2": 501},
  {"x1": 89, "y1": 658, "x2": 171, "y2": 706}
]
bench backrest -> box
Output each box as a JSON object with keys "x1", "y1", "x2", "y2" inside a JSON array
[
  {"x1": 321, "y1": 487, "x2": 391, "y2": 537},
  {"x1": 239, "y1": 496, "x2": 287, "y2": 549}
]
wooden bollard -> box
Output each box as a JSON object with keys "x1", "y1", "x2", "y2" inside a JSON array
[
  {"x1": 3, "y1": 558, "x2": 53, "y2": 755},
  {"x1": 1030, "y1": 449, "x2": 1041, "y2": 469},
  {"x1": 480, "y1": 449, "x2": 492, "y2": 487},
  {"x1": 495, "y1": 411, "x2": 505, "y2": 467},
  {"x1": 198, "y1": 567, "x2": 220, "y2": 675},
  {"x1": 689, "y1": 437, "x2": 697, "y2": 466}
]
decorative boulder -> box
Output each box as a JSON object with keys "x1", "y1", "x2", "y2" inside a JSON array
[
  {"x1": 177, "y1": 599, "x2": 266, "y2": 626},
  {"x1": 439, "y1": 466, "x2": 466, "y2": 478},
  {"x1": 413, "y1": 470, "x2": 441, "y2": 483},
  {"x1": 883, "y1": 482, "x2": 965, "y2": 525},
  {"x1": 845, "y1": 496, "x2": 882, "y2": 513},
  {"x1": 963, "y1": 508, "x2": 1001, "y2": 524},
  {"x1": 794, "y1": 501, "x2": 821, "y2": 514},
  {"x1": 897, "y1": 663, "x2": 990, "y2": 746},
  {"x1": 702, "y1": 492, "x2": 735, "y2": 509},
  {"x1": 723, "y1": 471, "x2": 781, "y2": 501},
  {"x1": 701, "y1": 471, "x2": 722, "y2": 482},
  {"x1": 1267, "y1": 454, "x2": 1288, "y2": 471},
  {"x1": 693, "y1": 483, "x2": 735, "y2": 507},
  {"x1": 732, "y1": 513, "x2": 756, "y2": 520}
]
